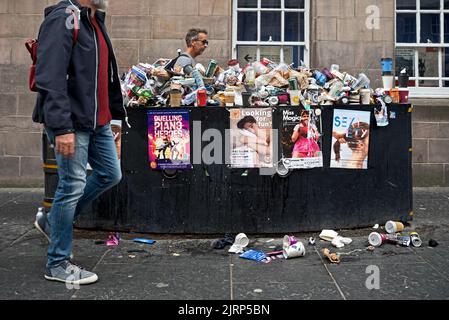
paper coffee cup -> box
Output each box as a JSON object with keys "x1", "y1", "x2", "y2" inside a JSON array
[
  {"x1": 283, "y1": 235, "x2": 298, "y2": 249},
  {"x1": 360, "y1": 89, "x2": 371, "y2": 104},
  {"x1": 382, "y1": 75, "x2": 394, "y2": 89},
  {"x1": 228, "y1": 233, "x2": 249, "y2": 253},
  {"x1": 283, "y1": 242, "x2": 306, "y2": 259},
  {"x1": 289, "y1": 90, "x2": 300, "y2": 106},
  {"x1": 385, "y1": 221, "x2": 404, "y2": 234}
]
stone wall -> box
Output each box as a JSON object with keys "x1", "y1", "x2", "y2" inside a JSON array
[
  {"x1": 0, "y1": 0, "x2": 448, "y2": 187},
  {"x1": 311, "y1": 0, "x2": 394, "y2": 89},
  {"x1": 0, "y1": 0, "x2": 231, "y2": 187},
  {"x1": 411, "y1": 100, "x2": 449, "y2": 187}
]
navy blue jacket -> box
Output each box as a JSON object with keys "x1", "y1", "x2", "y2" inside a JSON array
[{"x1": 33, "y1": 0, "x2": 124, "y2": 136}]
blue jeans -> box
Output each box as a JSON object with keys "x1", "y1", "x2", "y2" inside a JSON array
[{"x1": 45, "y1": 124, "x2": 122, "y2": 268}]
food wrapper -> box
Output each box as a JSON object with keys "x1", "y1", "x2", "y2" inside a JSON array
[
  {"x1": 268, "y1": 72, "x2": 289, "y2": 87},
  {"x1": 289, "y1": 70, "x2": 310, "y2": 90}
]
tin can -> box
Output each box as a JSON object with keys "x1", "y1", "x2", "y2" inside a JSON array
[
  {"x1": 395, "y1": 235, "x2": 411, "y2": 247},
  {"x1": 410, "y1": 232, "x2": 422, "y2": 247},
  {"x1": 196, "y1": 89, "x2": 207, "y2": 107},
  {"x1": 205, "y1": 59, "x2": 218, "y2": 78},
  {"x1": 313, "y1": 70, "x2": 327, "y2": 87},
  {"x1": 321, "y1": 68, "x2": 334, "y2": 81},
  {"x1": 368, "y1": 232, "x2": 388, "y2": 247},
  {"x1": 267, "y1": 96, "x2": 279, "y2": 106},
  {"x1": 191, "y1": 69, "x2": 205, "y2": 88},
  {"x1": 288, "y1": 77, "x2": 299, "y2": 91}
]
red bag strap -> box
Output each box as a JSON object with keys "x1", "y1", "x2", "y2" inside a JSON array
[
  {"x1": 25, "y1": 10, "x2": 79, "y2": 63},
  {"x1": 68, "y1": 9, "x2": 79, "y2": 45}
]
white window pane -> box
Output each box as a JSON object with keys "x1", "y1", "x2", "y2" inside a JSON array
[
  {"x1": 261, "y1": 12, "x2": 281, "y2": 41},
  {"x1": 260, "y1": 46, "x2": 281, "y2": 63},
  {"x1": 420, "y1": 14, "x2": 440, "y2": 43},
  {"x1": 238, "y1": 0, "x2": 257, "y2": 8},
  {"x1": 419, "y1": 79, "x2": 440, "y2": 86},
  {"x1": 445, "y1": 13, "x2": 449, "y2": 42},
  {"x1": 283, "y1": 46, "x2": 304, "y2": 68},
  {"x1": 285, "y1": 12, "x2": 304, "y2": 42},
  {"x1": 261, "y1": 0, "x2": 281, "y2": 8},
  {"x1": 285, "y1": 0, "x2": 305, "y2": 9},
  {"x1": 396, "y1": 48, "x2": 415, "y2": 76},
  {"x1": 396, "y1": 0, "x2": 416, "y2": 10},
  {"x1": 444, "y1": 49, "x2": 449, "y2": 86},
  {"x1": 418, "y1": 47, "x2": 439, "y2": 78},
  {"x1": 420, "y1": 0, "x2": 440, "y2": 10},
  {"x1": 397, "y1": 13, "x2": 417, "y2": 43},
  {"x1": 237, "y1": 45, "x2": 258, "y2": 66},
  {"x1": 238, "y1": 12, "x2": 258, "y2": 41}
]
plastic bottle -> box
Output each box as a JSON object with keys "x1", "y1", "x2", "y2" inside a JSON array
[
  {"x1": 245, "y1": 64, "x2": 256, "y2": 86},
  {"x1": 183, "y1": 65, "x2": 205, "y2": 89}
]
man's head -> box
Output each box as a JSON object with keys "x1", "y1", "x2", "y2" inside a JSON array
[
  {"x1": 185, "y1": 28, "x2": 208, "y2": 58},
  {"x1": 77, "y1": 0, "x2": 108, "y2": 11}
]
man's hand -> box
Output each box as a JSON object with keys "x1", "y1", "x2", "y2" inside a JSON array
[{"x1": 55, "y1": 133, "x2": 75, "y2": 158}]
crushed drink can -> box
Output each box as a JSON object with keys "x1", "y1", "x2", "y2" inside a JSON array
[
  {"x1": 410, "y1": 232, "x2": 422, "y2": 247},
  {"x1": 205, "y1": 59, "x2": 218, "y2": 78},
  {"x1": 267, "y1": 96, "x2": 279, "y2": 106},
  {"x1": 288, "y1": 77, "x2": 299, "y2": 90},
  {"x1": 395, "y1": 235, "x2": 411, "y2": 247},
  {"x1": 368, "y1": 232, "x2": 388, "y2": 247},
  {"x1": 313, "y1": 70, "x2": 327, "y2": 87},
  {"x1": 192, "y1": 69, "x2": 205, "y2": 88},
  {"x1": 196, "y1": 89, "x2": 207, "y2": 107}
]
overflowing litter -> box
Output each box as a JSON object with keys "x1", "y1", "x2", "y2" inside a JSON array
[{"x1": 120, "y1": 55, "x2": 406, "y2": 109}]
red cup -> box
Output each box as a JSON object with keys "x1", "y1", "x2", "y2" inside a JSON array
[{"x1": 399, "y1": 88, "x2": 409, "y2": 103}]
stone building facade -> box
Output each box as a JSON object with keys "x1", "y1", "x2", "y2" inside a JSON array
[{"x1": 0, "y1": 0, "x2": 448, "y2": 186}]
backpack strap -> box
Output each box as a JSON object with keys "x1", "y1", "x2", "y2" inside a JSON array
[{"x1": 68, "y1": 9, "x2": 79, "y2": 45}]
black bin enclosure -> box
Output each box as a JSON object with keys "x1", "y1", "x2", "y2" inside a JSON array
[{"x1": 44, "y1": 104, "x2": 413, "y2": 234}]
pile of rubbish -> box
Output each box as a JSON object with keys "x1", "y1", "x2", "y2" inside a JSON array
[
  {"x1": 120, "y1": 56, "x2": 393, "y2": 109},
  {"x1": 213, "y1": 219, "x2": 433, "y2": 264}
]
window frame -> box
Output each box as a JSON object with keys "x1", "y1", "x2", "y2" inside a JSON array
[
  {"x1": 395, "y1": 0, "x2": 449, "y2": 97},
  {"x1": 232, "y1": 0, "x2": 310, "y2": 67}
]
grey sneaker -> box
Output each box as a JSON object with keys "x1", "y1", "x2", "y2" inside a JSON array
[
  {"x1": 45, "y1": 261, "x2": 98, "y2": 285},
  {"x1": 34, "y1": 209, "x2": 51, "y2": 243},
  {"x1": 35, "y1": 210, "x2": 74, "y2": 260}
]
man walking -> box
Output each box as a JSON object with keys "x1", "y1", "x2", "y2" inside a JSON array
[{"x1": 33, "y1": 0, "x2": 124, "y2": 285}]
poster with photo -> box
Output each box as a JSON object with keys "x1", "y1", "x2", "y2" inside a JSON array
[
  {"x1": 280, "y1": 107, "x2": 323, "y2": 169},
  {"x1": 330, "y1": 109, "x2": 371, "y2": 170},
  {"x1": 148, "y1": 110, "x2": 192, "y2": 170},
  {"x1": 229, "y1": 108, "x2": 273, "y2": 168}
]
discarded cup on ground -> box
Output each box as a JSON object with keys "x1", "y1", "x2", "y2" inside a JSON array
[
  {"x1": 228, "y1": 233, "x2": 249, "y2": 253},
  {"x1": 368, "y1": 232, "x2": 388, "y2": 247},
  {"x1": 283, "y1": 235, "x2": 298, "y2": 249},
  {"x1": 283, "y1": 242, "x2": 306, "y2": 259},
  {"x1": 385, "y1": 221, "x2": 405, "y2": 234},
  {"x1": 410, "y1": 232, "x2": 422, "y2": 247}
]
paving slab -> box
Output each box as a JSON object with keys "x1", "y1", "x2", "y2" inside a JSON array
[
  {"x1": 72, "y1": 256, "x2": 231, "y2": 300},
  {"x1": 0, "y1": 188, "x2": 448, "y2": 300},
  {"x1": 327, "y1": 264, "x2": 449, "y2": 300}
]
